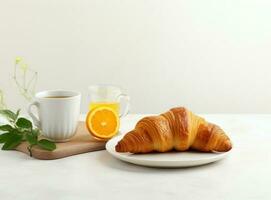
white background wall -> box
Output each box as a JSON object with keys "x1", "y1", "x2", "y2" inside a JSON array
[{"x1": 1, "y1": 0, "x2": 271, "y2": 114}]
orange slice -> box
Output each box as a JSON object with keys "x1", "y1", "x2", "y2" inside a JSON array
[{"x1": 86, "y1": 106, "x2": 120, "y2": 140}]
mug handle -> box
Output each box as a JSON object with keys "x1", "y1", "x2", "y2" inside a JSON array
[
  {"x1": 117, "y1": 93, "x2": 130, "y2": 118},
  {"x1": 27, "y1": 100, "x2": 41, "y2": 128}
]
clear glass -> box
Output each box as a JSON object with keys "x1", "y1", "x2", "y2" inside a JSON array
[{"x1": 88, "y1": 85, "x2": 130, "y2": 117}]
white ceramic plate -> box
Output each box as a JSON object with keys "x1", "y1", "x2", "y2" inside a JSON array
[{"x1": 106, "y1": 135, "x2": 230, "y2": 168}]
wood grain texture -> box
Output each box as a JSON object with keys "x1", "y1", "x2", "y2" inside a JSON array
[{"x1": 16, "y1": 121, "x2": 106, "y2": 160}]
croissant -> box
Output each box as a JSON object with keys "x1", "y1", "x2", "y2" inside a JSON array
[{"x1": 115, "y1": 107, "x2": 232, "y2": 153}]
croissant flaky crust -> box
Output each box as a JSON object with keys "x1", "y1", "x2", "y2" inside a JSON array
[{"x1": 115, "y1": 107, "x2": 232, "y2": 153}]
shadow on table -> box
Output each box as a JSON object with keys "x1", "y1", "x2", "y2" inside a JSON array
[{"x1": 96, "y1": 151, "x2": 227, "y2": 173}]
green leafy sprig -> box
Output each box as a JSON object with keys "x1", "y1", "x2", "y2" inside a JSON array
[{"x1": 0, "y1": 109, "x2": 56, "y2": 156}]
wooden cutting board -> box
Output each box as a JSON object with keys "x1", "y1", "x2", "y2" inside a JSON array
[{"x1": 15, "y1": 121, "x2": 106, "y2": 160}]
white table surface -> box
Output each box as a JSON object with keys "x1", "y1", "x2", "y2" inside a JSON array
[{"x1": 0, "y1": 114, "x2": 271, "y2": 200}]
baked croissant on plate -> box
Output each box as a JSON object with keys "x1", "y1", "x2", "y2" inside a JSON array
[{"x1": 115, "y1": 107, "x2": 232, "y2": 153}]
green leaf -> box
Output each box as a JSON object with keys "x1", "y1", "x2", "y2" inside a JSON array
[
  {"x1": 26, "y1": 133, "x2": 37, "y2": 145},
  {"x1": 32, "y1": 128, "x2": 41, "y2": 138},
  {"x1": 0, "y1": 124, "x2": 14, "y2": 132},
  {"x1": 0, "y1": 110, "x2": 17, "y2": 122},
  {"x1": 0, "y1": 108, "x2": 57, "y2": 155},
  {"x1": 37, "y1": 139, "x2": 56, "y2": 151},
  {"x1": 2, "y1": 132, "x2": 23, "y2": 150},
  {"x1": 15, "y1": 109, "x2": 20, "y2": 121},
  {"x1": 16, "y1": 118, "x2": 32, "y2": 129},
  {"x1": 0, "y1": 133, "x2": 10, "y2": 143}
]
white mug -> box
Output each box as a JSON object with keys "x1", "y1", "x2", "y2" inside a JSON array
[{"x1": 27, "y1": 90, "x2": 81, "y2": 142}]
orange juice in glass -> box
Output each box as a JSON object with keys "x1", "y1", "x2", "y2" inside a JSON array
[
  {"x1": 89, "y1": 102, "x2": 120, "y2": 115},
  {"x1": 88, "y1": 85, "x2": 130, "y2": 117}
]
